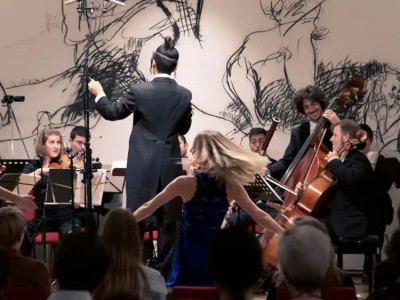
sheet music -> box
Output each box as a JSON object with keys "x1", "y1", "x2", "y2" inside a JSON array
[
  {"x1": 75, "y1": 169, "x2": 107, "y2": 206},
  {"x1": 13, "y1": 173, "x2": 41, "y2": 195}
]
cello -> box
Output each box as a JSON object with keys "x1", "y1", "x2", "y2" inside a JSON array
[
  {"x1": 278, "y1": 75, "x2": 365, "y2": 206},
  {"x1": 259, "y1": 75, "x2": 365, "y2": 269}
]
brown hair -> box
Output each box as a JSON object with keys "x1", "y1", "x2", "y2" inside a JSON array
[
  {"x1": 0, "y1": 206, "x2": 26, "y2": 247},
  {"x1": 334, "y1": 119, "x2": 360, "y2": 139},
  {"x1": 35, "y1": 129, "x2": 63, "y2": 159},
  {"x1": 294, "y1": 85, "x2": 327, "y2": 114},
  {"x1": 93, "y1": 209, "x2": 149, "y2": 300}
]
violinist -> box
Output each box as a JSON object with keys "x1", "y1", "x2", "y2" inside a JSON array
[
  {"x1": 297, "y1": 119, "x2": 374, "y2": 242},
  {"x1": 20, "y1": 129, "x2": 84, "y2": 257},
  {"x1": 65, "y1": 126, "x2": 88, "y2": 168},
  {"x1": 268, "y1": 85, "x2": 340, "y2": 179}
]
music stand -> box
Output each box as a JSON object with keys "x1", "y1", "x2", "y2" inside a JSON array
[
  {"x1": 103, "y1": 161, "x2": 126, "y2": 193},
  {"x1": 12, "y1": 174, "x2": 41, "y2": 195},
  {"x1": 0, "y1": 159, "x2": 40, "y2": 192},
  {"x1": 45, "y1": 169, "x2": 73, "y2": 205},
  {"x1": 245, "y1": 174, "x2": 283, "y2": 203},
  {"x1": 75, "y1": 169, "x2": 107, "y2": 207}
]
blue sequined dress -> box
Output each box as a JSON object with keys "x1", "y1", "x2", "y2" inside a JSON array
[{"x1": 166, "y1": 172, "x2": 229, "y2": 287}]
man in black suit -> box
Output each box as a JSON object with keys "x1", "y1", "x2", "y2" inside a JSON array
[
  {"x1": 318, "y1": 119, "x2": 373, "y2": 240},
  {"x1": 88, "y1": 37, "x2": 192, "y2": 276},
  {"x1": 268, "y1": 85, "x2": 339, "y2": 179}
]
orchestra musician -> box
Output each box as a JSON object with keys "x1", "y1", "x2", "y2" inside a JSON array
[
  {"x1": 20, "y1": 129, "x2": 85, "y2": 257},
  {"x1": 88, "y1": 36, "x2": 192, "y2": 277},
  {"x1": 267, "y1": 85, "x2": 340, "y2": 179},
  {"x1": 65, "y1": 126, "x2": 87, "y2": 168},
  {"x1": 296, "y1": 119, "x2": 374, "y2": 242},
  {"x1": 226, "y1": 127, "x2": 279, "y2": 227},
  {"x1": 359, "y1": 124, "x2": 394, "y2": 239}
]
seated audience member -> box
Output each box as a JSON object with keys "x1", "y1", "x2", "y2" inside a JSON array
[
  {"x1": 270, "y1": 217, "x2": 354, "y2": 300},
  {"x1": 0, "y1": 206, "x2": 51, "y2": 298},
  {"x1": 369, "y1": 229, "x2": 400, "y2": 300},
  {"x1": 277, "y1": 217, "x2": 332, "y2": 300},
  {"x1": 49, "y1": 232, "x2": 111, "y2": 300},
  {"x1": 207, "y1": 226, "x2": 262, "y2": 300},
  {"x1": 93, "y1": 209, "x2": 167, "y2": 300},
  {"x1": 0, "y1": 247, "x2": 10, "y2": 300}
]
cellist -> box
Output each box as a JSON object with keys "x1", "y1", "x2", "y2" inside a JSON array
[
  {"x1": 268, "y1": 85, "x2": 340, "y2": 179},
  {"x1": 296, "y1": 119, "x2": 374, "y2": 242}
]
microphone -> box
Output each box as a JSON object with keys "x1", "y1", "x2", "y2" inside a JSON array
[{"x1": 65, "y1": 147, "x2": 80, "y2": 159}]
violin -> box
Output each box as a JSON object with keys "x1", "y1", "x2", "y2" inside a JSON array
[{"x1": 48, "y1": 154, "x2": 84, "y2": 169}]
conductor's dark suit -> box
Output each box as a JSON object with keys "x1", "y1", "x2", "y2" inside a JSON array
[
  {"x1": 95, "y1": 76, "x2": 192, "y2": 276},
  {"x1": 95, "y1": 77, "x2": 192, "y2": 209}
]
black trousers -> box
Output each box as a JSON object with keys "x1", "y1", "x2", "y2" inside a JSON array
[{"x1": 140, "y1": 196, "x2": 182, "y2": 278}]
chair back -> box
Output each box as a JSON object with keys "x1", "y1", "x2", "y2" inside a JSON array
[
  {"x1": 277, "y1": 285, "x2": 357, "y2": 300},
  {"x1": 4, "y1": 286, "x2": 46, "y2": 300},
  {"x1": 172, "y1": 286, "x2": 219, "y2": 300}
]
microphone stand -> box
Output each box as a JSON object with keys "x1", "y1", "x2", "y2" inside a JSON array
[
  {"x1": 0, "y1": 81, "x2": 30, "y2": 158},
  {"x1": 65, "y1": 0, "x2": 125, "y2": 233},
  {"x1": 68, "y1": 153, "x2": 77, "y2": 233}
]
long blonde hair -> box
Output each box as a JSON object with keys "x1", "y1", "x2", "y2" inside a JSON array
[
  {"x1": 192, "y1": 130, "x2": 269, "y2": 184},
  {"x1": 93, "y1": 209, "x2": 150, "y2": 300}
]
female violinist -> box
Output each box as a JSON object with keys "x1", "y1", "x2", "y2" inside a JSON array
[{"x1": 21, "y1": 129, "x2": 84, "y2": 256}]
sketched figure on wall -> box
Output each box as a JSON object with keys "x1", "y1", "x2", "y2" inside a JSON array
[{"x1": 220, "y1": 0, "x2": 400, "y2": 153}]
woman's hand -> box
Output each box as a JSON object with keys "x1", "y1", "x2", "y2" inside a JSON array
[{"x1": 15, "y1": 195, "x2": 37, "y2": 211}]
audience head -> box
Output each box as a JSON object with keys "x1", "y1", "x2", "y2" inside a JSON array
[
  {"x1": 0, "y1": 247, "x2": 10, "y2": 293},
  {"x1": 330, "y1": 119, "x2": 360, "y2": 152},
  {"x1": 94, "y1": 209, "x2": 147, "y2": 299},
  {"x1": 0, "y1": 206, "x2": 26, "y2": 249},
  {"x1": 191, "y1": 130, "x2": 268, "y2": 184},
  {"x1": 278, "y1": 217, "x2": 331, "y2": 294},
  {"x1": 69, "y1": 126, "x2": 88, "y2": 154},
  {"x1": 207, "y1": 226, "x2": 262, "y2": 297},
  {"x1": 248, "y1": 127, "x2": 267, "y2": 153},
  {"x1": 385, "y1": 229, "x2": 400, "y2": 277},
  {"x1": 35, "y1": 129, "x2": 63, "y2": 160},
  {"x1": 294, "y1": 85, "x2": 326, "y2": 123},
  {"x1": 102, "y1": 208, "x2": 142, "y2": 261},
  {"x1": 151, "y1": 36, "x2": 179, "y2": 75},
  {"x1": 54, "y1": 232, "x2": 111, "y2": 292},
  {"x1": 178, "y1": 134, "x2": 188, "y2": 157}
]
